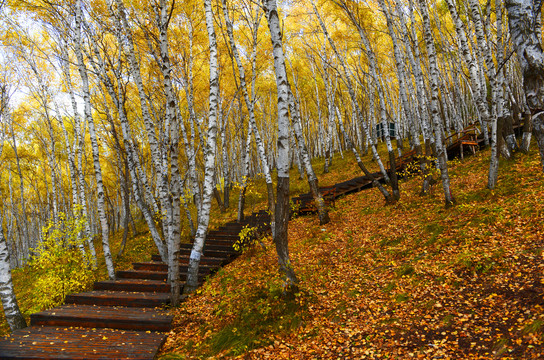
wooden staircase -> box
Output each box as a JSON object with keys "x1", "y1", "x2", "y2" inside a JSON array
[{"x1": 0, "y1": 210, "x2": 270, "y2": 359}]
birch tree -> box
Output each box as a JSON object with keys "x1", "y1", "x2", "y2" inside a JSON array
[
  {"x1": 185, "y1": 0, "x2": 220, "y2": 294},
  {"x1": 505, "y1": 0, "x2": 544, "y2": 170},
  {"x1": 0, "y1": 84, "x2": 26, "y2": 331},
  {"x1": 418, "y1": 0, "x2": 455, "y2": 206},
  {"x1": 288, "y1": 90, "x2": 331, "y2": 224},
  {"x1": 312, "y1": 0, "x2": 390, "y2": 183},
  {"x1": 0, "y1": 214, "x2": 26, "y2": 332},
  {"x1": 263, "y1": 0, "x2": 299, "y2": 291},
  {"x1": 221, "y1": 0, "x2": 276, "y2": 231},
  {"x1": 58, "y1": 44, "x2": 97, "y2": 265},
  {"x1": 74, "y1": 0, "x2": 115, "y2": 279}
]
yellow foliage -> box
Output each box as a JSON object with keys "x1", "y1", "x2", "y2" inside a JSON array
[{"x1": 27, "y1": 211, "x2": 95, "y2": 312}]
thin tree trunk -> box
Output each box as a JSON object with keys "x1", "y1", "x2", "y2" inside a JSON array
[
  {"x1": 336, "y1": 107, "x2": 393, "y2": 203},
  {"x1": 75, "y1": 0, "x2": 115, "y2": 279},
  {"x1": 8, "y1": 121, "x2": 30, "y2": 255},
  {"x1": 0, "y1": 220, "x2": 26, "y2": 332},
  {"x1": 505, "y1": 0, "x2": 544, "y2": 170},
  {"x1": 237, "y1": 122, "x2": 252, "y2": 223},
  {"x1": 0, "y1": 132, "x2": 26, "y2": 331},
  {"x1": 185, "y1": 0, "x2": 220, "y2": 294},
  {"x1": 418, "y1": 0, "x2": 455, "y2": 207},
  {"x1": 221, "y1": 1, "x2": 276, "y2": 233},
  {"x1": 521, "y1": 110, "x2": 532, "y2": 152},
  {"x1": 263, "y1": 0, "x2": 299, "y2": 292},
  {"x1": 288, "y1": 91, "x2": 330, "y2": 225},
  {"x1": 311, "y1": 0, "x2": 390, "y2": 183}
]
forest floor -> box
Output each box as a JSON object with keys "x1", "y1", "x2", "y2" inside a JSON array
[
  {"x1": 2, "y1": 145, "x2": 543, "y2": 359},
  {"x1": 158, "y1": 147, "x2": 544, "y2": 359}
]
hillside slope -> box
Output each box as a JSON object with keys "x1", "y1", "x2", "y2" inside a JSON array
[{"x1": 159, "y1": 148, "x2": 544, "y2": 359}]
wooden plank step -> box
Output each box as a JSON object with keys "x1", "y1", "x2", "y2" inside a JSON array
[
  {"x1": 117, "y1": 269, "x2": 168, "y2": 281},
  {"x1": 116, "y1": 269, "x2": 210, "y2": 282},
  {"x1": 206, "y1": 232, "x2": 240, "y2": 239},
  {"x1": 179, "y1": 240, "x2": 237, "y2": 249},
  {"x1": 202, "y1": 239, "x2": 237, "y2": 246},
  {"x1": 93, "y1": 279, "x2": 169, "y2": 293},
  {"x1": 178, "y1": 256, "x2": 227, "y2": 265},
  {"x1": 132, "y1": 262, "x2": 214, "y2": 273},
  {"x1": 220, "y1": 220, "x2": 265, "y2": 229},
  {"x1": 180, "y1": 243, "x2": 236, "y2": 252},
  {"x1": 0, "y1": 326, "x2": 166, "y2": 359},
  {"x1": 214, "y1": 227, "x2": 243, "y2": 233},
  {"x1": 178, "y1": 248, "x2": 237, "y2": 258},
  {"x1": 152, "y1": 254, "x2": 225, "y2": 265},
  {"x1": 65, "y1": 291, "x2": 170, "y2": 308},
  {"x1": 30, "y1": 304, "x2": 173, "y2": 332},
  {"x1": 461, "y1": 140, "x2": 478, "y2": 146},
  {"x1": 210, "y1": 227, "x2": 244, "y2": 233}
]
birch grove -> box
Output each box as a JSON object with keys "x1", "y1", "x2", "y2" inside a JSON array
[{"x1": 0, "y1": 0, "x2": 542, "y2": 325}]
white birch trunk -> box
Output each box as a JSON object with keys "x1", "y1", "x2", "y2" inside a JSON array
[
  {"x1": 221, "y1": 0, "x2": 276, "y2": 231},
  {"x1": 505, "y1": 0, "x2": 544, "y2": 170},
  {"x1": 407, "y1": 0, "x2": 433, "y2": 145},
  {"x1": 466, "y1": 0, "x2": 506, "y2": 188},
  {"x1": 288, "y1": 89, "x2": 330, "y2": 224},
  {"x1": 378, "y1": 0, "x2": 416, "y2": 149},
  {"x1": 90, "y1": 43, "x2": 168, "y2": 262},
  {"x1": 185, "y1": 0, "x2": 220, "y2": 294},
  {"x1": 237, "y1": 122, "x2": 253, "y2": 223},
  {"x1": 310, "y1": 0, "x2": 389, "y2": 182},
  {"x1": 418, "y1": 0, "x2": 455, "y2": 206},
  {"x1": 0, "y1": 218, "x2": 26, "y2": 331},
  {"x1": 263, "y1": 0, "x2": 299, "y2": 291},
  {"x1": 75, "y1": 0, "x2": 115, "y2": 279},
  {"x1": 8, "y1": 119, "x2": 31, "y2": 253},
  {"x1": 154, "y1": 0, "x2": 182, "y2": 306},
  {"x1": 336, "y1": 106, "x2": 393, "y2": 202},
  {"x1": 0, "y1": 122, "x2": 26, "y2": 331}
]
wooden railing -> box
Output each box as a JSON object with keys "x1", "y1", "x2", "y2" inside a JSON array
[{"x1": 446, "y1": 123, "x2": 480, "y2": 159}]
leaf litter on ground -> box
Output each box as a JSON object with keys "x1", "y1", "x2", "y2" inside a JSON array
[{"x1": 160, "y1": 148, "x2": 544, "y2": 359}]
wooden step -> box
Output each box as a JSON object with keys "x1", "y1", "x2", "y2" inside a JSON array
[
  {"x1": 178, "y1": 248, "x2": 236, "y2": 258},
  {"x1": 116, "y1": 269, "x2": 209, "y2": 282},
  {"x1": 151, "y1": 254, "x2": 225, "y2": 265},
  {"x1": 65, "y1": 291, "x2": 170, "y2": 308},
  {"x1": 132, "y1": 262, "x2": 214, "y2": 273},
  {"x1": 117, "y1": 269, "x2": 168, "y2": 281},
  {"x1": 132, "y1": 262, "x2": 170, "y2": 272},
  {"x1": 219, "y1": 220, "x2": 264, "y2": 229},
  {"x1": 203, "y1": 239, "x2": 237, "y2": 246},
  {"x1": 30, "y1": 304, "x2": 173, "y2": 331},
  {"x1": 0, "y1": 326, "x2": 166, "y2": 359},
  {"x1": 210, "y1": 227, "x2": 244, "y2": 233},
  {"x1": 178, "y1": 255, "x2": 227, "y2": 266},
  {"x1": 206, "y1": 233, "x2": 240, "y2": 240},
  {"x1": 212, "y1": 227, "x2": 243, "y2": 235},
  {"x1": 180, "y1": 243, "x2": 237, "y2": 252},
  {"x1": 94, "y1": 279, "x2": 169, "y2": 293}
]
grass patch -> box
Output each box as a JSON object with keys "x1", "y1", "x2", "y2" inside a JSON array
[
  {"x1": 524, "y1": 319, "x2": 544, "y2": 335},
  {"x1": 423, "y1": 223, "x2": 443, "y2": 247},
  {"x1": 202, "y1": 287, "x2": 312, "y2": 356},
  {"x1": 396, "y1": 263, "x2": 415, "y2": 277}
]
